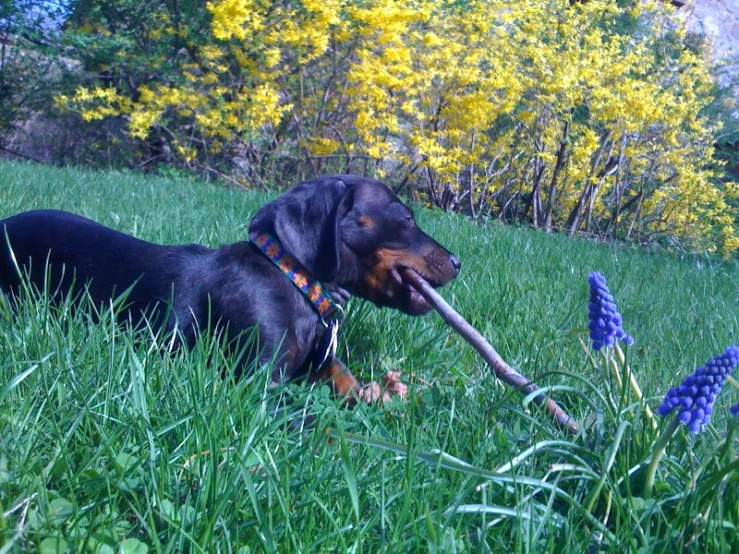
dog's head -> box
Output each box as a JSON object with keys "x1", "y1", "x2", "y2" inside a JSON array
[{"x1": 249, "y1": 175, "x2": 460, "y2": 315}]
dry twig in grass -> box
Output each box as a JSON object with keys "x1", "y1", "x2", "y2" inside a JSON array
[{"x1": 357, "y1": 371, "x2": 408, "y2": 404}]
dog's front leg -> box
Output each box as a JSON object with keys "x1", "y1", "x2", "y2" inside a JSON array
[{"x1": 308, "y1": 358, "x2": 360, "y2": 404}]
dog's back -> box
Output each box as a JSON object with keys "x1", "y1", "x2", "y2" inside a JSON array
[{"x1": 0, "y1": 210, "x2": 211, "y2": 329}]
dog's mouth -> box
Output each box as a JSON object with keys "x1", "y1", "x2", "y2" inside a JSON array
[{"x1": 388, "y1": 267, "x2": 439, "y2": 316}]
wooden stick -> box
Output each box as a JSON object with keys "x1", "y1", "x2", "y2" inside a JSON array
[{"x1": 402, "y1": 269, "x2": 581, "y2": 434}]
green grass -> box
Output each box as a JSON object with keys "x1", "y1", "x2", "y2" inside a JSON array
[{"x1": 1, "y1": 160, "x2": 738, "y2": 553}]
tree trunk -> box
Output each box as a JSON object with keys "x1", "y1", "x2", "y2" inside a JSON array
[{"x1": 543, "y1": 120, "x2": 570, "y2": 230}]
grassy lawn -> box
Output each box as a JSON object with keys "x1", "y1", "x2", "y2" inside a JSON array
[{"x1": 1, "y1": 160, "x2": 737, "y2": 553}]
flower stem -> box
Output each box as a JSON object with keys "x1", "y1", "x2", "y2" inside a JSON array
[
  {"x1": 614, "y1": 343, "x2": 657, "y2": 430},
  {"x1": 607, "y1": 352, "x2": 624, "y2": 389},
  {"x1": 643, "y1": 415, "x2": 681, "y2": 499}
]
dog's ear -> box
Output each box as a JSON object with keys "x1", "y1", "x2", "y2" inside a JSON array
[{"x1": 249, "y1": 179, "x2": 353, "y2": 282}]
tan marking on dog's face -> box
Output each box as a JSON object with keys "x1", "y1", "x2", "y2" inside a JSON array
[
  {"x1": 363, "y1": 248, "x2": 427, "y2": 298},
  {"x1": 366, "y1": 246, "x2": 456, "y2": 289},
  {"x1": 354, "y1": 243, "x2": 458, "y2": 315},
  {"x1": 358, "y1": 215, "x2": 375, "y2": 229}
]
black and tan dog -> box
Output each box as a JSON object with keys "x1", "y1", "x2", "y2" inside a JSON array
[{"x1": 0, "y1": 175, "x2": 460, "y2": 398}]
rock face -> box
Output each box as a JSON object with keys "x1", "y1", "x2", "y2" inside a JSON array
[{"x1": 684, "y1": 0, "x2": 739, "y2": 91}]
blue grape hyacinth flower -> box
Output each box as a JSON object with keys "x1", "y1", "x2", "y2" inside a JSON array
[
  {"x1": 587, "y1": 271, "x2": 634, "y2": 351},
  {"x1": 656, "y1": 346, "x2": 739, "y2": 433}
]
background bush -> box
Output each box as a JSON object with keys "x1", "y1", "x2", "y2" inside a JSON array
[{"x1": 2, "y1": 0, "x2": 738, "y2": 256}]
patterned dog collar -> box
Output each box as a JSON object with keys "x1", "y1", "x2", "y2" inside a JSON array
[{"x1": 249, "y1": 231, "x2": 341, "y2": 323}]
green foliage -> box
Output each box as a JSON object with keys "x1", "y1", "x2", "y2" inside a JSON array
[
  {"x1": 1, "y1": 160, "x2": 738, "y2": 552},
  {"x1": 52, "y1": 0, "x2": 737, "y2": 256},
  {"x1": 1, "y1": 0, "x2": 737, "y2": 255}
]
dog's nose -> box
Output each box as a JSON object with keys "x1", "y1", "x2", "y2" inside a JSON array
[{"x1": 449, "y1": 254, "x2": 461, "y2": 273}]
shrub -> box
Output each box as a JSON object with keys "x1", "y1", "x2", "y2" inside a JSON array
[{"x1": 57, "y1": 0, "x2": 738, "y2": 255}]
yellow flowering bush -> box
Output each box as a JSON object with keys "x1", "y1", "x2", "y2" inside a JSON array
[{"x1": 58, "y1": 0, "x2": 737, "y2": 255}]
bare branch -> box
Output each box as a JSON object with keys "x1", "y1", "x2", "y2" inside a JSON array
[{"x1": 402, "y1": 269, "x2": 581, "y2": 434}]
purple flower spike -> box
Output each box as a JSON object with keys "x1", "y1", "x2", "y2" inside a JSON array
[
  {"x1": 731, "y1": 403, "x2": 739, "y2": 417},
  {"x1": 587, "y1": 272, "x2": 633, "y2": 351},
  {"x1": 657, "y1": 346, "x2": 739, "y2": 433}
]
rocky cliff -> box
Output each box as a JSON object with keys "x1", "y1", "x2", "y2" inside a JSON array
[{"x1": 685, "y1": 0, "x2": 739, "y2": 91}]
